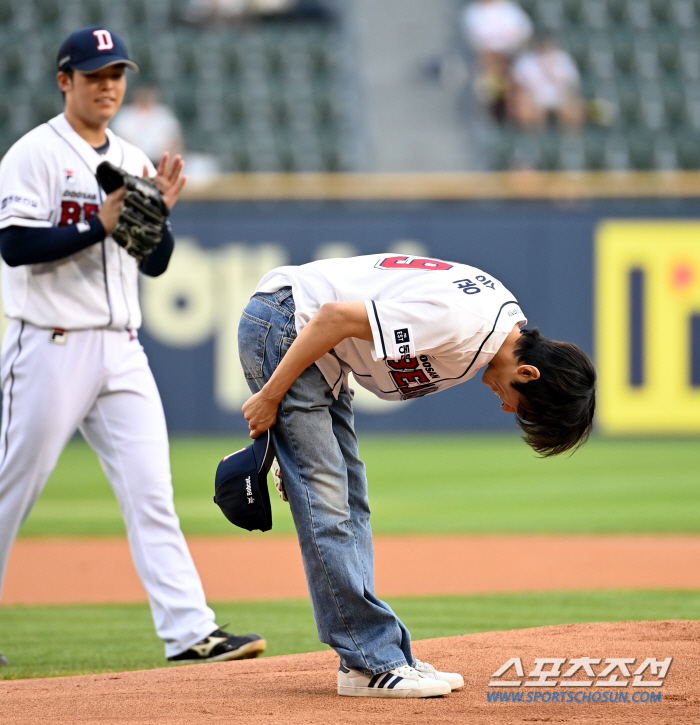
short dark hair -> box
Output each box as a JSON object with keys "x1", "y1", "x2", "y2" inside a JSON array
[
  {"x1": 59, "y1": 68, "x2": 74, "y2": 100},
  {"x1": 511, "y1": 328, "x2": 596, "y2": 457}
]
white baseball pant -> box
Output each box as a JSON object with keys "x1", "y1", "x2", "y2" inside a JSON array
[{"x1": 0, "y1": 320, "x2": 217, "y2": 657}]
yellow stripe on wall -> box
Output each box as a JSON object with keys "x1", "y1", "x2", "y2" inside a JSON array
[{"x1": 596, "y1": 221, "x2": 700, "y2": 433}]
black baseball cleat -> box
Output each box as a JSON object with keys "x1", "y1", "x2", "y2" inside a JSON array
[
  {"x1": 167, "y1": 629, "x2": 266, "y2": 664},
  {"x1": 0, "y1": 653, "x2": 8, "y2": 666}
]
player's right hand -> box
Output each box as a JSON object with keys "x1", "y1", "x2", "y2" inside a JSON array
[
  {"x1": 242, "y1": 389, "x2": 280, "y2": 439},
  {"x1": 98, "y1": 186, "x2": 127, "y2": 235}
]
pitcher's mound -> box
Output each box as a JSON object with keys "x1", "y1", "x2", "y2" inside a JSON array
[{"x1": 1, "y1": 620, "x2": 697, "y2": 724}]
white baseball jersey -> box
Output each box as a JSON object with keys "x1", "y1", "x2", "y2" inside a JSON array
[
  {"x1": 0, "y1": 113, "x2": 155, "y2": 330},
  {"x1": 256, "y1": 253, "x2": 527, "y2": 400},
  {"x1": 0, "y1": 112, "x2": 218, "y2": 656}
]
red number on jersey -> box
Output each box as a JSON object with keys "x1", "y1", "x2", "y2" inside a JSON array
[
  {"x1": 84, "y1": 203, "x2": 99, "y2": 219},
  {"x1": 59, "y1": 201, "x2": 81, "y2": 226},
  {"x1": 376, "y1": 256, "x2": 453, "y2": 271}
]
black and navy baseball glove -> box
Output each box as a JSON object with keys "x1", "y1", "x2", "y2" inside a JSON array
[{"x1": 96, "y1": 160, "x2": 169, "y2": 262}]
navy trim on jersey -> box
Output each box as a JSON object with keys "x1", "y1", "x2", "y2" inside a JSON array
[
  {"x1": 370, "y1": 301, "x2": 387, "y2": 360},
  {"x1": 100, "y1": 240, "x2": 113, "y2": 326},
  {"x1": 438, "y1": 300, "x2": 521, "y2": 383},
  {"x1": 0, "y1": 321, "x2": 25, "y2": 472},
  {"x1": 47, "y1": 121, "x2": 115, "y2": 326},
  {"x1": 112, "y1": 137, "x2": 131, "y2": 326},
  {"x1": 324, "y1": 348, "x2": 345, "y2": 394},
  {"x1": 92, "y1": 138, "x2": 110, "y2": 155},
  {"x1": 357, "y1": 300, "x2": 522, "y2": 397},
  {"x1": 116, "y1": 239, "x2": 131, "y2": 329},
  {"x1": 330, "y1": 368, "x2": 343, "y2": 393}
]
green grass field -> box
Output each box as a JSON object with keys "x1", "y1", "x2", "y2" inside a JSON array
[
  {"x1": 18, "y1": 433, "x2": 700, "y2": 536},
  {"x1": 2, "y1": 434, "x2": 699, "y2": 680},
  {"x1": 2, "y1": 590, "x2": 699, "y2": 681}
]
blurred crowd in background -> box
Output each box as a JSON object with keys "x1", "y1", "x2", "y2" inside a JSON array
[
  {"x1": 0, "y1": 0, "x2": 699, "y2": 173},
  {"x1": 463, "y1": 0, "x2": 583, "y2": 130},
  {"x1": 459, "y1": 0, "x2": 700, "y2": 170}
]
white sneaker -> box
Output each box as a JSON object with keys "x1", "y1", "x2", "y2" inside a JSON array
[
  {"x1": 414, "y1": 659, "x2": 465, "y2": 691},
  {"x1": 338, "y1": 663, "x2": 451, "y2": 698}
]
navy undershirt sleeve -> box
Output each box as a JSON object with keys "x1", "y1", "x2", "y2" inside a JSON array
[
  {"x1": 0, "y1": 217, "x2": 174, "y2": 276},
  {"x1": 139, "y1": 222, "x2": 174, "y2": 277},
  {"x1": 0, "y1": 217, "x2": 106, "y2": 267}
]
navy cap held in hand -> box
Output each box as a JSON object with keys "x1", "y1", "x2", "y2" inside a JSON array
[
  {"x1": 214, "y1": 431, "x2": 275, "y2": 532},
  {"x1": 57, "y1": 26, "x2": 139, "y2": 73}
]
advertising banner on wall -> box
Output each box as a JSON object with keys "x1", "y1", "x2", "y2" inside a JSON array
[{"x1": 596, "y1": 221, "x2": 700, "y2": 433}]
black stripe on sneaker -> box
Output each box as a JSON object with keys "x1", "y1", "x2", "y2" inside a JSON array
[
  {"x1": 378, "y1": 673, "x2": 395, "y2": 688},
  {"x1": 387, "y1": 676, "x2": 403, "y2": 689},
  {"x1": 339, "y1": 665, "x2": 350, "y2": 673},
  {"x1": 367, "y1": 674, "x2": 383, "y2": 688}
]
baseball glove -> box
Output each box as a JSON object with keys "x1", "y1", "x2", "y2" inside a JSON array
[
  {"x1": 271, "y1": 457, "x2": 288, "y2": 503},
  {"x1": 95, "y1": 161, "x2": 170, "y2": 262}
]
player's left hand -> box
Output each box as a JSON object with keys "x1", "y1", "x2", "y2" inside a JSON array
[
  {"x1": 146, "y1": 152, "x2": 187, "y2": 210},
  {"x1": 242, "y1": 389, "x2": 280, "y2": 439}
]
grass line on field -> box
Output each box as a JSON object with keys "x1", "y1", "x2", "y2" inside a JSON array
[
  {"x1": 16, "y1": 434, "x2": 700, "y2": 537},
  {"x1": 1, "y1": 590, "x2": 698, "y2": 681}
]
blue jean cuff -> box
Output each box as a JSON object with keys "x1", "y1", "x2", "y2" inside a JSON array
[{"x1": 348, "y1": 657, "x2": 409, "y2": 676}]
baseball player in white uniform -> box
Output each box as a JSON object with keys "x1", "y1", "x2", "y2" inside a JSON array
[
  {"x1": 239, "y1": 254, "x2": 596, "y2": 697},
  {"x1": 0, "y1": 26, "x2": 265, "y2": 666}
]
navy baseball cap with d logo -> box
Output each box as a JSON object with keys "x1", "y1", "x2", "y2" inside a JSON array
[
  {"x1": 214, "y1": 431, "x2": 275, "y2": 532},
  {"x1": 57, "y1": 26, "x2": 139, "y2": 73}
]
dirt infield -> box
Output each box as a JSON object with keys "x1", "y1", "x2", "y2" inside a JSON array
[
  {"x1": 4, "y1": 534, "x2": 700, "y2": 604},
  {"x1": 0, "y1": 620, "x2": 695, "y2": 724}
]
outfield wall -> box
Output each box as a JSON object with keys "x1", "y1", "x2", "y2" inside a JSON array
[{"x1": 136, "y1": 173, "x2": 700, "y2": 434}]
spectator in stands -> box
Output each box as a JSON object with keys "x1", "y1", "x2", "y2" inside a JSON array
[
  {"x1": 112, "y1": 86, "x2": 184, "y2": 166},
  {"x1": 462, "y1": 0, "x2": 533, "y2": 122},
  {"x1": 510, "y1": 36, "x2": 584, "y2": 130}
]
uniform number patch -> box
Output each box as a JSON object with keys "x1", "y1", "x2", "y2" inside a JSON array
[{"x1": 375, "y1": 255, "x2": 453, "y2": 271}]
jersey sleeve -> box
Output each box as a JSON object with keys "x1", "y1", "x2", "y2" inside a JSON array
[
  {"x1": 364, "y1": 299, "x2": 484, "y2": 362},
  {"x1": 0, "y1": 136, "x2": 57, "y2": 230},
  {"x1": 144, "y1": 156, "x2": 157, "y2": 177}
]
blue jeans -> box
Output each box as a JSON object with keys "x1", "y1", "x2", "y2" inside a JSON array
[{"x1": 238, "y1": 288, "x2": 413, "y2": 674}]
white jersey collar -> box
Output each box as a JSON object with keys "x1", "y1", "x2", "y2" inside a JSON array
[{"x1": 47, "y1": 113, "x2": 124, "y2": 174}]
